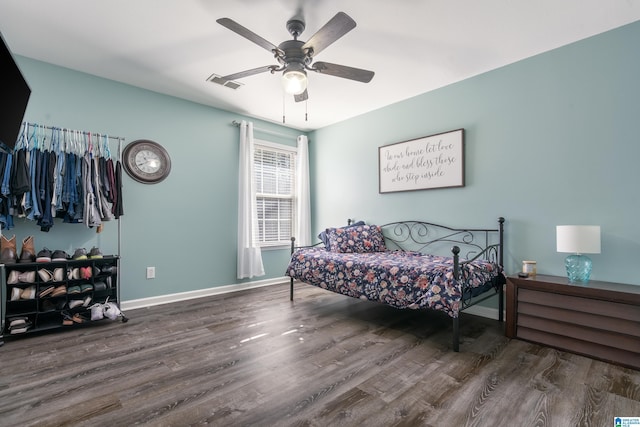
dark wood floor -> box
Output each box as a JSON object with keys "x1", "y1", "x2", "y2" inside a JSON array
[{"x1": 1, "y1": 283, "x2": 639, "y2": 426}]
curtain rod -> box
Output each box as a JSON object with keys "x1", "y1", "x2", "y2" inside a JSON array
[
  {"x1": 231, "y1": 120, "x2": 299, "y2": 140},
  {"x1": 24, "y1": 122, "x2": 125, "y2": 142}
]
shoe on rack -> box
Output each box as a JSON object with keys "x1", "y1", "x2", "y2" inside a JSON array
[
  {"x1": 62, "y1": 312, "x2": 74, "y2": 326},
  {"x1": 80, "y1": 283, "x2": 93, "y2": 293},
  {"x1": 38, "y1": 285, "x2": 55, "y2": 298},
  {"x1": 100, "y1": 265, "x2": 117, "y2": 275},
  {"x1": 9, "y1": 319, "x2": 32, "y2": 334},
  {"x1": 72, "y1": 313, "x2": 87, "y2": 323},
  {"x1": 51, "y1": 250, "x2": 69, "y2": 262},
  {"x1": 9, "y1": 317, "x2": 29, "y2": 328},
  {"x1": 72, "y1": 248, "x2": 87, "y2": 260},
  {"x1": 67, "y1": 285, "x2": 81, "y2": 295},
  {"x1": 20, "y1": 286, "x2": 36, "y2": 300},
  {"x1": 1, "y1": 234, "x2": 17, "y2": 264},
  {"x1": 68, "y1": 268, "x2": 80, "y2": 280},
  {"x1": 53, "y1": 268, "x2": 64, "y2": 281},
  {"x1": 82, "y1": 295, "x2": 92, "y2": 307},
  {"x1": 68, "y1": 299, "x2": 84, "y2": 309},
  {"x1": 36, "y1": 247, "x2": 52, "y2": 263},
  {"x1": 38, "y1": 269, "x2": 54, "y2": 282},
  {"x1": 18, "y1": 271, "x2": 36, "y2": 283},
  {"x1": 89, "y1": 247, "x2": 103, "y2": 259},
  {"x1": 10, "y1": 287, "x2": 21, "y2": 301},
  {"x1": 51, "y1": 285, "x2": 67, "y2": 297},
  {"x1": 80, "y1": 266, "x2": 92, "y2": 279},
  {"x1": 7, "y1": 270, "x2": 20, "y2": 284},
  {"x1": 18, "y1": 236, "x2": 36, "y2": 263}
]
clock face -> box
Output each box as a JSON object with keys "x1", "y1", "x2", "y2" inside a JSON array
[{"x1": 122, "y1": 140, "x2": 171, "y2": 184}]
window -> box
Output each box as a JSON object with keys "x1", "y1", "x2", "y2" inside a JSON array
[{"x1": 254, "y1": 141, "x2": 296, "y2": 247}]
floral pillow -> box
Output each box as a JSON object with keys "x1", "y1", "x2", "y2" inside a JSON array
[
  {"x1": 318, "y1": 220, "x2": 364, "y2": 249},
  {"x1": 326, "y1": 224, "x2": 387, "y2": 253}
]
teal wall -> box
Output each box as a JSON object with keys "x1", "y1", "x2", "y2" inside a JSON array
[
  {"x1": 12, "y1": 57, "x2": 299, "y2": 301},
  {"x1": 308, "y1": 21, "x2": 640, "y2": 286},
  {"x1": 9, "y1": 20, "x2": 639, "y2": 308}
]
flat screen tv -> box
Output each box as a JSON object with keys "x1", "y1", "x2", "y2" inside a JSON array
[{"x1": 0, "y1": 31, "x2": 31, "y2": 151}]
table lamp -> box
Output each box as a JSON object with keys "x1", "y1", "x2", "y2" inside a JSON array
[{"x1": 556, "y1": 225, "x2": 601, "y2": 283}]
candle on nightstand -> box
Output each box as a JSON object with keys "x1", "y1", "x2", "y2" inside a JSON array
[{"x1": 522, "y1": 261, "x2": 537, "y2": 276}]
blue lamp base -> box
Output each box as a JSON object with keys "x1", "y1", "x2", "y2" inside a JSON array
[{"x1": 565, "y1": 254, "x2": 593, "y2": 283}]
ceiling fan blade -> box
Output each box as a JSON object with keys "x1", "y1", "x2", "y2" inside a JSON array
[
  {"x1": 294, "y1": 89, "x2": 308, "y2": 103},
  {"x1": 302, "y1": 12, "x2": 356, "y2": 56},
  {"x1": 217, "y1": 18, "x2": 280, "y2": 54},
  {"x1": 222, "y1": 66, "x2": 276, "y2": 81},
  {"x1": 312, "y1": 62, "x2": 374, "y2": 83}
]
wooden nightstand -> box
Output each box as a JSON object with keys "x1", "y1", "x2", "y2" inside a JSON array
[{"x1": 506, "y1": 274, "x2": 640, "y2": 370}]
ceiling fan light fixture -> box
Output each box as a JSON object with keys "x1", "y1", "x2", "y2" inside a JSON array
[{"x1": 282, "y1": 68, "x2": 307, "y2": 95}]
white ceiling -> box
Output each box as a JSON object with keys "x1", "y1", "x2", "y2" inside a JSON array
[{"x1": 1, "y1": 1, "x2": 639, "y2": 131}]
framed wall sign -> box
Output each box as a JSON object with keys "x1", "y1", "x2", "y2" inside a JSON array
[{"x1": 378, "y1": 128, "x2": 465, "y2": 193}]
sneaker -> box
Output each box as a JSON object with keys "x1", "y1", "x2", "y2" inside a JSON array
[
  {"x1": 36, "y1": 248, "x2": 52, "y2": 263},
  {"x1": 72, "y1": 248, "x2": 87, "y2": 260},
  {"x1": 51, "y1": 250, "x2": 69, "y2": 261},
  {"x1": 89, "y1": 247, "x2": 103, "y2": 259}
]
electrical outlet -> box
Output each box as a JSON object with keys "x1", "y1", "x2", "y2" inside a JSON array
[{"x1": 146, "y1": 266, "x2": 156, "y2": 279}]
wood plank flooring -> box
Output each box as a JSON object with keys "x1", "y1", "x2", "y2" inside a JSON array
[{"x1": 1, "y1": 282, "x2": 638, "y2": 426}]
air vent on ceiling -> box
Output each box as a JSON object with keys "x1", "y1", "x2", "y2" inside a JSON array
[{"x1": 207, "y1": 74, "x2": 243, "y2": 90}]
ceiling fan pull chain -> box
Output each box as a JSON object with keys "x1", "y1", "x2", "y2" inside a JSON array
[
  {"x1": 282, "y1": 93, "x2": 286, "y2": 124},
  {"x1": 305, "y1": 100, "x2": 308, "y2": 122}
]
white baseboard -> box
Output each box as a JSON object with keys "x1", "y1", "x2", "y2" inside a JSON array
[{"x1": 120, "y1": 276, "x2": 289, "y2": 311}]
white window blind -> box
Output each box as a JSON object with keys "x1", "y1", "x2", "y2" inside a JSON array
[{"x1": 254, "y1": 142, "x2": 296, "y2": 247}]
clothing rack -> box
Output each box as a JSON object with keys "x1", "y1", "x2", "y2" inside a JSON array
[
  {"x1": 23, "y1": 123, "x2": 125, "y2": 143},
  {"x1": 231, "y1": 120, "x2": 299, "y2": 140},
  {"x1": 6, "y1": 122, "x2": 125, "y2": 257}
]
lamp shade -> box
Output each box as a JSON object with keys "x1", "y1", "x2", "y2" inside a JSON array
[{"x1": 556, "y1": 225, "x2": 601, "y2": 254}]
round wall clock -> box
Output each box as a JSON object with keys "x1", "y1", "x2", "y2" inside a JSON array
[{"x1": 122, "y1": 139, "x2": 171, "y2": 184}]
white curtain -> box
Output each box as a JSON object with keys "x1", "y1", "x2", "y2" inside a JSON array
[
  {"x1": 237, "y1": 120, "x2": 265, "y2": 279},
  {"x1": 295, "y1": 135, "x2": 312, "y2": 246}
]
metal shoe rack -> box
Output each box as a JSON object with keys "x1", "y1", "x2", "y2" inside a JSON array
[{"x1": 0, "y1": 255, "x2": 127, "y2": 343}]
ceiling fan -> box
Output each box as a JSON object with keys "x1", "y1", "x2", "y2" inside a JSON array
[{"x1": 215, "y1": 11, "x2": 374, "y2": 102}]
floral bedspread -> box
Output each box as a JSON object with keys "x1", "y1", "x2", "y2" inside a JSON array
[{"x1": 285, "y1": 248, "x2": 504, "y2": 318}]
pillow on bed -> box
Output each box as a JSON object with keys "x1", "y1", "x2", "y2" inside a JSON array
[
  {"x1": 318, "y1": 220, "x2": 365, "y2": 249},
  {"x1": 326, "y1": 224, "x2": 387, "y2": 253}
]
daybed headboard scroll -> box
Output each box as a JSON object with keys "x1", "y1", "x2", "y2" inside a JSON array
[{"x1": 380, "y1": 217, "x2": 504, "y2": 263}]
